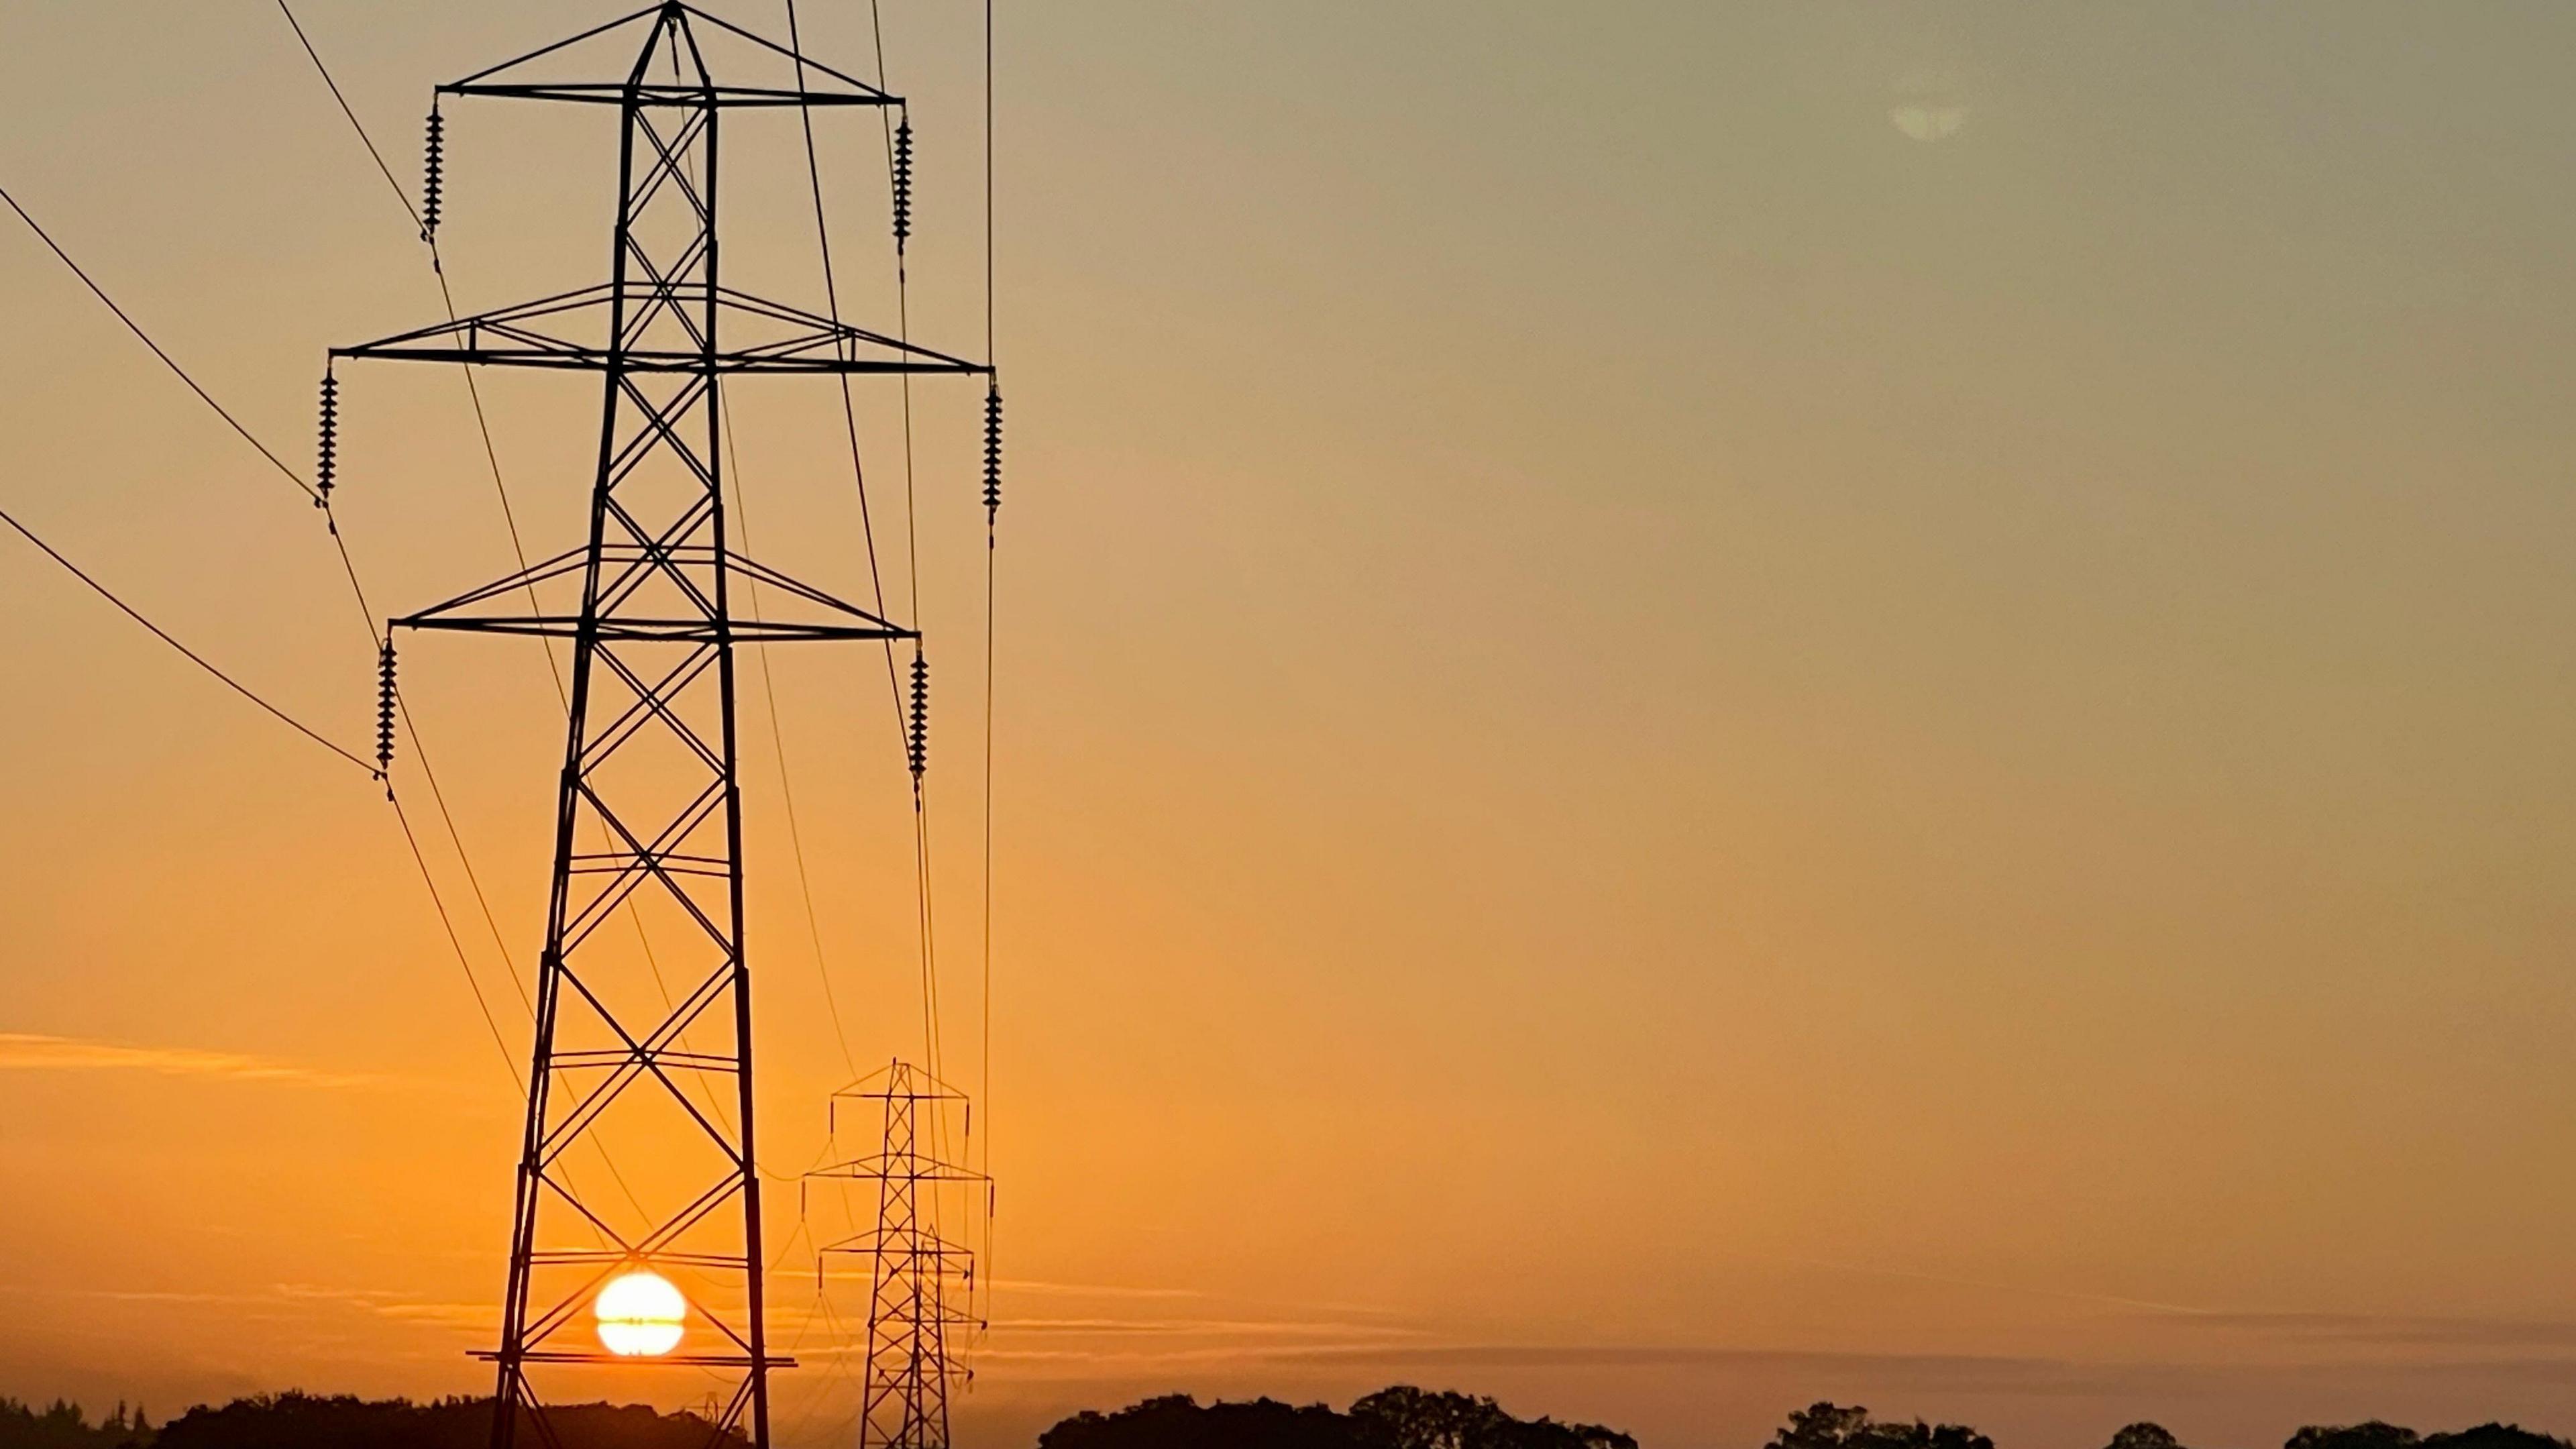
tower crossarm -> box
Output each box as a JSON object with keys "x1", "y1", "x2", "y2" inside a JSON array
[
  {"x1": 441, "y1": 1, "x2": 898, "y2": 111},
  {"x1": 332, "y1": 284, "x2": 988, "y2": 377},
  {"x1": 808, "y1": 1156, "x2": 988, "y2": 1185},
  {"x1": 393, "y1": 545, "x2": 916, "y2": 644},
  {"x1": 492, "y1": 1337, "x2": 771, "y2": 1366},
  {"x1": 445, "y1": 83, "x2": 892, "y2": 109}
]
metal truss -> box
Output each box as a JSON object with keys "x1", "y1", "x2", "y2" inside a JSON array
[
  {"x1": 331, "y1": 8, "x2": 988, "y2": 1449},
  {"x1": 808, "y1": 1063, "x2": 985, "y2": 1449}
]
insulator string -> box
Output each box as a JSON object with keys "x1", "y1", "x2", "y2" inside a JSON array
[
  {"x1": 981, "y1": 385, "x2": 1003, "y2": 523},
  {"x1": 907, "y1": 647, "x2": 930, "y2": 786},
  {"x1": 315, "y1": 370, "x2": 339, "y2": 500},
  {"x1": 423, "y1": 106, "x2": 445, "y2": 240},
  {"x1": 376, "y1": 639, "x2": 399, "y2": 782},
  {"x1": 892, "y1": 115, "x2": 913, "y2": 254}
]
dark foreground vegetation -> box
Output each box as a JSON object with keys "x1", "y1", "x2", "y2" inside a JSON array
[
  {"x1": 0, "y1": 1396, "x2": 741, "y2": 1449},
  {"x1": 1036, "y1": 1397, "x2": 2576, "y2": 1449},
  {"x1": 1039, "y1": 1386, "x2": 1634, "y2": 1449},
  {"x1": 4, "y1": 1389, "x2": 2573, "y2": 1449}
]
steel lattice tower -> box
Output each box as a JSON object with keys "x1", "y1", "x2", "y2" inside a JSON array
[
  {"x1": 809, "y1": 1064, "x2": 984, "y2": 1449},
  {"x1": 330, "y1": 8, "x2": 989, "y2": 1449}
]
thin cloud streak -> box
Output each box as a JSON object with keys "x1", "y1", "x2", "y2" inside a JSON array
[
  {"x1": 987, "y1": 1318, "x2": 1431, "y2": 1340},
  {"x1": 2155, "y1": 1311, "x2": 2576, "y2": 1349},
  {"x1": 0, "y1": 1031, "x2": 390, "y2": 1087},
  {"x1": 983, "y1": 1277, "x2": 1417, "y2": 1324},
  {"x1": 961, "y1": 1337, "x2": 2576, "y2": 1397},
  {"x1": 981, "y1": 1278, "x2": 1215, "y2": 1301}
]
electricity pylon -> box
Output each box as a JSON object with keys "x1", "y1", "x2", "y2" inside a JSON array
[
  {"x1": 329, "y1": 8, "x2": 989, "y2": 1449},
  {"x1": 808, "y1": 1063, "x2": 985, "y2": 1449}
]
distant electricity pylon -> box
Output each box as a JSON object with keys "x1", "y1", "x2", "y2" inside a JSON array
[
  {"x1": 325, "y1": 7, "x2": 991, "y2": 1449},
  {"x1": 808, "y1": 1064, "x2": 986, "y2": 1449}
]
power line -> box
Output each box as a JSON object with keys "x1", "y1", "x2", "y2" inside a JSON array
[
  {"x1": 389, "y1": 787, "x2": 525, "y2": 1089},
  {"x1": 271, "y1": 0, "x2": 564, "y2": 702},
  {"x1": 274, "y1": 0, "x2": 422, "y2": 235},
  {"x1": 273, "y1": 2, "x2": 561, "y2": 677},
  {"x1": 977, "y1": 0, "x2": 1004, "y2": 1329},
  {"x1": 859, "y1": 0, "x2": 949, "y2": 1096},
  {"x1": 0, "y1": 502, "x2": 375, "y2": 775},
  {"x1": 722, "y1": 390, "x2": 860, "y2": 1079},
  {"x1": 784, "y1": 0, "x2": 926, "y2": 1077},
  {"x1": 0, "y1": 185, "x2": 317, "y2": 504},
  {"x1": 271, "y1": 0, "x2": 548, "y2": 1017},
  {"x1": 8, "y1": 142, "x2": 541, "y2": 1120},
  {"x1": 0, "y1": 497, "x2": 535, "y2": 1114},
  {"x1": 272, "y1": 5, "x2": 674, "y2": 1225},
  {"x1": 782, "y1": 0, "x2": 912, "y2": 744}
]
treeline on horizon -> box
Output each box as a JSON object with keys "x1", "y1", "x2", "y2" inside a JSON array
[
  {"x1": 2, "y1": 1389, "x2": 2571, "y2": 1449},
  {"x1": 0, "y1": 1397, "x2": 741, "y2": 1449}
]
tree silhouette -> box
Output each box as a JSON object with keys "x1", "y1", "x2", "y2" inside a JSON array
[
  {"x1": 1036, "y1": 1389, "x2": 1636, "y2": 1449},
  {"x1": 2107, "y1": 1425, "x2": 2184, "y2": 1449},
  {"x1": 1774, "y1": 1404, "x2": 1875, "y2": 1449},
  {"x1": 2426, "y1": 1429, "x2": 2574, "y2": 1449},
  {"x1": 1767, "y1": 1402, "x2": 1994, "y2": 1449},
  {"x1": 0, "y1": 1399, "x2": 151, "y2": 1449},
  {"x1": 143, "y1": 1395, "x2": 741, "y2": 1449},
  {"x1": 1038, "y1": 1395, "x2": 1356, "y2": 1449},
  {"x1": 1351, "y1": 1387, "x2": 1634, "y2": 1449},
  {"x1": 2290, "y1": 1426, "x2": 2420, "y2": 1449}
]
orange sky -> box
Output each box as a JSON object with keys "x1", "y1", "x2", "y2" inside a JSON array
[{"x1": 6, "y1": 4, "x2": 2576, "y2": 1449}]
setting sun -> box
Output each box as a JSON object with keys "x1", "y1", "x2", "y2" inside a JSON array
[{"x1": 590, "y1": 1272, "x2": 683, "y2": 1358}]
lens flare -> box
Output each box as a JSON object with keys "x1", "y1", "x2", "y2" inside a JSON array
[{"x1": 593, "y1": 1271, "x2": 685, "y2": 1356}]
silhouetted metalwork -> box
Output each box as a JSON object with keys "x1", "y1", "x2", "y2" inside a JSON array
[
  {"x1": 808, "y1": 1064, "x2": 985, "y2": 1449},
  {"x1": 421, "y1": 106, "x2": 444, "y2": 240},
  {"x1": 328, "y1": 8, "x2": 989, "y2": 1449}
]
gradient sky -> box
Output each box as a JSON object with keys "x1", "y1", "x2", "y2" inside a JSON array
[{"x1": 6, "y1": 4, "x2": 2576, "y2": 1449}]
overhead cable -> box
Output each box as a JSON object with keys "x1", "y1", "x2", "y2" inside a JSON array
[
  {"x1": 275, "y1": 0, "x2": 425, "y2": 235},
  {"x1": 0, "y1": 503, "x2": 374, "y2": 775},
  {"x1": 0, "y1": 185, "x2": 317, "y2": 504}
]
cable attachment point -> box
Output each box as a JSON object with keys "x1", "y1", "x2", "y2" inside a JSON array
[
  {"x1": 422, "y1": 105, "x2": 445, "y2": 241},
  {"x1": 981, "y1": 384, "x2": 1003, "y2": 524},
  {"x1": 906, "y1": 646, "x2": 930, "y2": 784},
  {"x1": 316, "y1": 370, "x2": 340, "y2": 504},
  {"x1": 375, "y1": 639, "x2": 398, "y2": 779},
  {"x1": 892, "y1": 115, "x2": 914, "y2": 254}
]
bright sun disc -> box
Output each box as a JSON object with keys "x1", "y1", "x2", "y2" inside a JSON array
[{"x1": 594, "y1": 1271, "x2": 685, "y2": 1356}]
